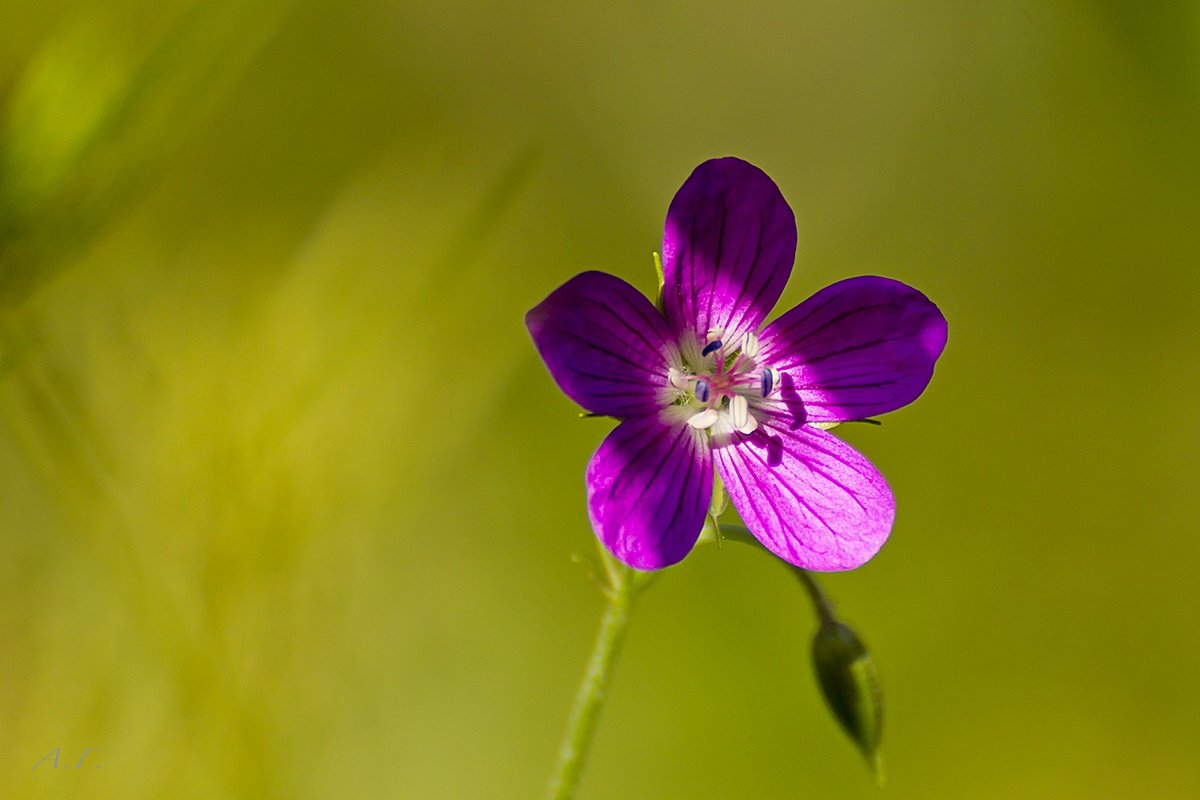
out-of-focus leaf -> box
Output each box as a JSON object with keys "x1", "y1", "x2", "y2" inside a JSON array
[{"x1": 0, "y1": 0, "x2": 293, "y2": 308}]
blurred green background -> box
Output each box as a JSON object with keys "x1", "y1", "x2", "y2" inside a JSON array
[{"x1": 2, "y1": 1, "x2": 1198, "y2": 798}]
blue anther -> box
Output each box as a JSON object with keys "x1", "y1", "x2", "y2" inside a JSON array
[
  {"x1": 760, "y1": 370, "x2": 774, "y2": 397},
  {"x1": 701, "y1": 339, "x2": 723, "y2": 357},
  {"x1": 694, "y1": 379, "x2": 710, "y2": 403}
]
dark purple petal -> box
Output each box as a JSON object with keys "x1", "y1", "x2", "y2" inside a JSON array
[
  {"x1": 713, "y1": 422, "x2": 894, "y2": 571},
  {"x1": 759, "y1": 276, "x2": 947, "y2": 423},
  {"x1": 587, "y1": 415, "x2": 713, "y2": 570},
  {"x1": 661, "y1": 158, "x2": 797, "y2": 345},
  {"x1": 526, "y1": 271, "x2": 675, "y2": 417}
]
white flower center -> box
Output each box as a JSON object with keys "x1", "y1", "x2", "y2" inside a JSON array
[{"x1": 662, "y1": 328, "x2": 781, "y2": 440}]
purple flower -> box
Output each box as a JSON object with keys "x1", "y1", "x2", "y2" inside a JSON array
[{"x1": 526, "y1": 158, "x2": 947, "y2": 572}]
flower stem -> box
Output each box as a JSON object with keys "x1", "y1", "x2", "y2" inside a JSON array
[
  {"x1": 791, "y1": 564, "x2": 838, "y2": 625},
  {"x1": 547, "y1": 548, "x2": 640, "y2": 800}
]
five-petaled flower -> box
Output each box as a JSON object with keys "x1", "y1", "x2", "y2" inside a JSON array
[{"x1": 526, "y1": 158, "x2": 947, "y2": 571}]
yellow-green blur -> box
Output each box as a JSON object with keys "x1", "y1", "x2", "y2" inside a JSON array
[{"x1": 2, "y1": 2, "x2": 1198, "y2": 798}]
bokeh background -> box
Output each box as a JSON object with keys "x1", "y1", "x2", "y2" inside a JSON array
[{"x1": 2, "y1": 2, "x2": 1198, "y2": 798}]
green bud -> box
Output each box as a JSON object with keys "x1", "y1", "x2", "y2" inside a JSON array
[{"x1": 811, "y1": 620, "x2": 885, "y2": 783}]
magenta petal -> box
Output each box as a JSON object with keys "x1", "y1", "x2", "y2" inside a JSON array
[
  {"x1": 661, "y1": 158, "x2": 797, "y2": 345},
  {"x1": 526, "y1": 271, "x2": 675, "y2": 417},
  {"x1": 713, "y1": 423, "x2": 894, "y2": 571},
  {"x1": 759, "y1": 276, "x2": 948, "y2": 423},
  {"x1": 586, "y1": 415, "x2": 713, "y2": 570}
]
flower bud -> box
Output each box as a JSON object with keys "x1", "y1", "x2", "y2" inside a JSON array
[{"x1": 811, "y1": 620, "x2": 884, "y2": 782}]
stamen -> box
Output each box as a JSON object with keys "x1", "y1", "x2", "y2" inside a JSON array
[
  {"x1": 701, "y1": 339, "x2": 723, "y2": 357},
  {"x1": 668, "y1": 367, "x2": 690, "y2": 390},
  {"x1": 687, "y1": 408, "x2": 719, "y2": 429},
  {"x1": 741, "y1": 332, "x2": 760, "y2": 358},
  {"x1": 693, "y1": 378, "x2": 710, "y2": 403},
  {"x1": 760, "y1": 366, "x2": 779, "y2": 397},
  {"x1": 710, "y1": 412, "x2": 735, "y2": 439},
  {"x1": 737, "y1": 413, "x2": 759, "y2": 435},
  {"x1": 729, "y1": 395, "x2": 749, "y2": 429}
]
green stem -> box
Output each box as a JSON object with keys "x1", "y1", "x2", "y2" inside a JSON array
[
  {"x1": 791, "y1": 563, "x2": 838, "y2": 625},
  {"x1": 547, "y1": 523, "x2": 835, "y2": 799},
  {"x1": 547, "y1": 550, "x2": 639, "y2": 800}
]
